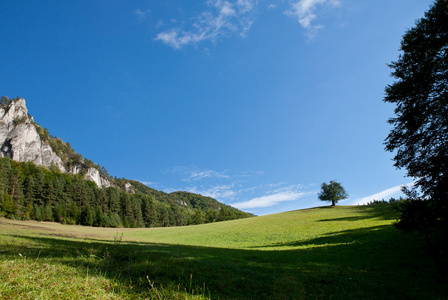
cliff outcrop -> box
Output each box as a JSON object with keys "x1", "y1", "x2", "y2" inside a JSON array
[
  {"x1": 84, "y1": 167, "x2": 111, "y2": 188},
  {"x1": 0, "y1": 99, "x2": 66, "y2": 172},
  {"x1": 0, "y1": 98, "x2": 110, "y2": 188}
]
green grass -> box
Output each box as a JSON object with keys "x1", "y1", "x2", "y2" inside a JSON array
[{"x1": 0, "y1": 205, "x2": 446, "y2": 299}]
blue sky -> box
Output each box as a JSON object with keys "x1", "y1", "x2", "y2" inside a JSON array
[{"x1": 1, "y1": 0, "x2": 432, "y2": 215}]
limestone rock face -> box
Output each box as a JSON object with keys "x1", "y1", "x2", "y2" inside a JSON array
[
  {"x1": 0, "y1": 99, "x2": 65, "y2": 172},
  {"x1": 69, "y1": 165, "x2": 83, "y2": 175},
  {"x1": 84, "y1": 167, "x2": 111, "y2": 188},
  {"x1": 0, "y1": 98, "x2": 113, "y2": 188},
  {"x1": 124, "y1": 183, "x2": 135, "y2": 194},
  {"x1": 178, "y1": 200, "x2": 188, "y2": 207}
]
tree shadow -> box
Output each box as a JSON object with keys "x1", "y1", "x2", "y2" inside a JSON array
[
  {"x1": 1, "y1": 223, "x2": 446, "y2": 299},
  {"x1": 318, "y1": 216, "x2": 372, "y2": 222},
  {"x1": 289, "y1": 205, "x2": 399, "y2": 222},
  {"x1": 315, "y1": 205, "x2": 400, "y2": 222},
  {"x1": 251, "y1": 225, "x2": 390, "y2": 249}
]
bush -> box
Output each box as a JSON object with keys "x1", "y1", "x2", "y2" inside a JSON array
[
  {"x1": 80, "y1": 206, "x2": 94, "y2": 226},
  {"x1": 44, "y1": 205, "x2": 54, "y2": 222},
  {"x1": 100, "y1": 213, "x2": 111, "y2": 227},
  {"x1": 109, "y1": 213, "x2": 122, "y2": 228},
  {"x1": 13, "y1": 116, "x2": 27, "y2": 126},
  {"x1": 394, "y1": 199, "x2": 437, "y2": 232},
  {"x1": 1, "y1": 195, "x2": 15, "y2": 216},
  {"x1": 32, "y1": 205, "x2": 43, "y2": 221},
  {"x1": 65, "y1": 217, "x2": 77, "y2": 225}
]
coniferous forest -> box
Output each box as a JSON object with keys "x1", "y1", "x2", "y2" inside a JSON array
[
  {"x1": 0, "y1": 96, "x2": 252, "y2": 228},
  {"x1": 0, "y1": 157, "x2": 252, "y2": 228}
]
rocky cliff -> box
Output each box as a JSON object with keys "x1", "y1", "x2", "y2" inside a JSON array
[
  {"x1": 0, "y1": 98, "x2": 110, "y2": 188},
  {"x1": 84, "y1": 167, "x2": 111, "y2": 188},
  {"x1": 0, "y1": 99, "x2": 66, "y2": 172}
]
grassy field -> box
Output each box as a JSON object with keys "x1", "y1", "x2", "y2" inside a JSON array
[{"x1": 0, "y1": 205, "x2": 446, "y2": 299}]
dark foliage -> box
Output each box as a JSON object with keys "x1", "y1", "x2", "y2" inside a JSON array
[
  {"x1": 384, "y1": 0, "x2": 448, "y2": 272},
  {"x1": 384, "y1": 0, "x2": 448, "y2": 203},
  {"x1": 0, "y1": 157, "x2": 252, "y2": 228},
  {"x1": 364, "y1": 197, "x2": 405, "y2": 206},
  {"x1": 0, "y1": 96, "x2": 13, "y2": 110},
  {"x1": 394, "y1": 199, "x2": 438, "y2": 232}
]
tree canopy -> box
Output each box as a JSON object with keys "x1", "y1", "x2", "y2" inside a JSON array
[
  {"x1": 0, "y1": 157, "x2": 252, "y2": 228},
  {"x1": 384, "y1": 0, "x2": 448, "y2": 259},
  {"x1": 384, "y1": 0, "x2": 448, "y2": 203},
  {"x1": 318, "y1": 180, "x2": 348, "y2": 206}
]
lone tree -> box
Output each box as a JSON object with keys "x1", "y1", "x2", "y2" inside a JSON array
[
  {"x1": 318, "y1": 180, "x2": 348, "y2": 206},
  {"x1": 384, "y1": 0, "x2": 448, "y2": 229}
]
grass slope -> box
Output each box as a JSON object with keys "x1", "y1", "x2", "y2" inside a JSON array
[{"x1": 0, "y1": 205, "x2": 446, "y2": 299}]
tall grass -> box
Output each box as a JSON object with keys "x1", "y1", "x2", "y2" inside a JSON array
[{"x1": 0, "y1": 205, "x2": 446, "y2": 299}]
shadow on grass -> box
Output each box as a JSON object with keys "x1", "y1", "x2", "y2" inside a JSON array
[
  {"x1": 313, "y1": 204, "x2": 400, "y2": 222},
  {"x1": 252, "y1": 225, "x2": 390, "y2": 249},
  {"x1": 1, "y1": 223, "x2": 446, "y2": 300},
  {"x1": 318, "y1": 216, "x2": 373, "y2": 222}
]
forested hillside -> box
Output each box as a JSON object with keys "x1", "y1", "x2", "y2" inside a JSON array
[
  {"x1": 0, "y1": 97, "x2": 253, "y2": 228},
  {"x1": 0, "y1": 157, "x2": 252, "y2": 227}
]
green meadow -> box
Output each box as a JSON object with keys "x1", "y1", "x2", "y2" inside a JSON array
[{"x1": 0, "y1": 205, "x2": 446, "y2": 299}]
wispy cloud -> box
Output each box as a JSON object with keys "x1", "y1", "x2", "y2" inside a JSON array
[
  {"x1": 352, "y1": 183, "x2": 414, "y2": 205},
  {"x1": 135, "y1": 9, "x2": 151, "y2": 22},
  {"x1": 167, "y1": 166, "x2": 318, "y2": 211},
  {"x1": 172, "y1": 166, "x2": 230, "y2": 181},
  {"x1": 139, "y1": 181, "x2": 157, "y2": 186},
  {"x1": 189, "y1": 170, "x2": 230, "y2": 181},
  {"x1": 138, "y1": 180, "x2": 160, "y2": 189},
  {"x1": 285, "y1": 0, "x2": 340, "y2": 37},
  {"x1": 232, "y1": 184, "x2": 317, "y2": 209},
  {"x1": 170, "y1": 166, "x2": 257, "y2": 200},
  {"x1": 156, "y1": 0, "x2": 256, "y2": 49},
  {"x1": 188, "y1": 183, "x2": 237, "y2": 200},
  {"x1": 233, "y1": 190, "x2": 316, "y2": 209},
  {"x1": 233, "y1": 170, "x2": 265, "y2": 178}
]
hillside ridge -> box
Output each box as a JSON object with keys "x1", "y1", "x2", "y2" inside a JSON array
[
  {"x1": 0, "y1": 97, "x2": 111, "y2": 188},
  {"x1": 0, "y1": 96, "x2": 252, "y2": 227}
]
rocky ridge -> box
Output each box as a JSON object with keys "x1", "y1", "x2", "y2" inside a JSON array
[{"x1": 0, "y1": 98, "x2": 110, "y2": 188}]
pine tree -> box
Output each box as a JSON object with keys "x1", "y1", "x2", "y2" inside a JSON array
[
  {"x1": 24, "y1": 175, "x2": 36, "y2": 206},
  {"x1": 107, "y1": 187, "x2": 120, "y2": 214},
  {"x1": 33, "y1": 172, "x2": 45, "y2": 205},
  {"x1": 8, "y1": 168, "x2": 25, "y2": 217},
  {"x1": 44, "y1": 181, "x2": 57, "y2": 207}
]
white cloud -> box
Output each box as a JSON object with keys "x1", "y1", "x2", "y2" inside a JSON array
[
  {"x1": 233, "y1": 170, "x2": 265, "y2": 179},
  {"x1": 285, "y1": 0, "x2": 340, "y2": 36},
  {"x1": 188, "y1": 183, "x2": 237, "y2": 200},
  {"x1": 233, "y1": 190, "x2": 315, "y2": 209},
  {"x1": 155, "y1": 30, "x2": 206, "y2": 50},
  {"x1": 188, "y1": 170, "x2": 230, "y2": 181},
  {"x1": 139, "y1": 181, "x2": 158, "y2": 186},
  {"x1": 169, "y1": 167, "x2": 318, "y2": 210},
  {"x1": 173, "y1": 166, "x2": 230, "y2": 181},
  {"x1": 135, "y1": 9, "x2": 151, "y2": 21},
  {"x1": 156, "y1": 0, "x2": 256, "y2": 49},
  {"x1": 267, "y1": 4, "x2": 276, "y2": 9},
  {"x1": 352, "y1": 183, "x2": 414, "y2": 205}
]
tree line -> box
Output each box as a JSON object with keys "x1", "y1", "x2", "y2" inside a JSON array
[
  {"x1": 0, "y1": 157, "x2": 251, "y2": 228},
  {"x1": 383, "y1": 0, "x2": 447, "y2": 270},
  {"x1": 384, "y1": 0, "x2": 447, "y2": 234},
  {"x1": 363, "y1": 197, "x2": 405, "y2": 206}
]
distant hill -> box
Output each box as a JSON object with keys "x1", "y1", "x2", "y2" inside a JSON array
[{"x1": 0, "y1": 96, "x2": 253, "y2": 227}]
